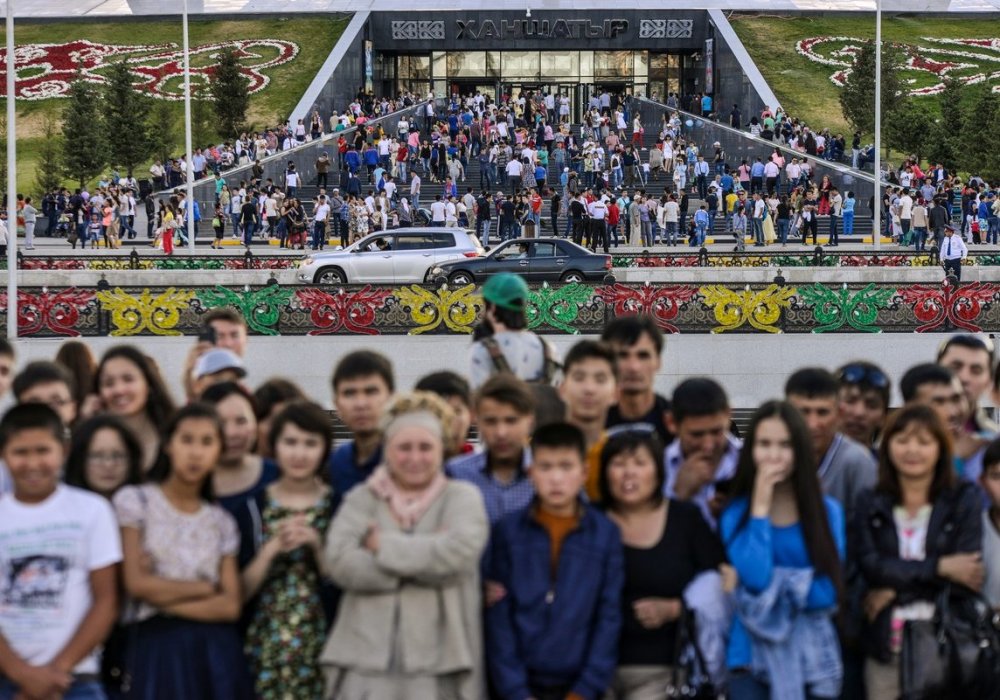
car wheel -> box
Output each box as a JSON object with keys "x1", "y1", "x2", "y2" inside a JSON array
[
  {"x1": 315, "y1": 267, "x2": 346, "y2": 285},
  {"x1": 449, "y1": 271, "x2": 475, "y2": 286},
  {"x1": 560, "y1": 270, "x2": 585, "y2": 283}
]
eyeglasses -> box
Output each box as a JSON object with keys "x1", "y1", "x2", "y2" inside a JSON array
[
  {"x1": 86, "y1": 452, "x2": 129, "y2": 465},
  {"x1": 839, "y1": 364, "x2": 890, "y2": 390}
]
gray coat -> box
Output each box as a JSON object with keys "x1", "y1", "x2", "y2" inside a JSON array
[{"x1": 321, "y1": 479, "x2": 488, "y2": 699}]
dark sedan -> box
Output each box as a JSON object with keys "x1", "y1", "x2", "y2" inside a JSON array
[{"x1": 429, "y1": 238, "x2": 613, "y2": 285}]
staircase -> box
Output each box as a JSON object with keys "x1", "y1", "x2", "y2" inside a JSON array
[{"x1": 289, "y1": 120, "x2": 877, "y2": 245}]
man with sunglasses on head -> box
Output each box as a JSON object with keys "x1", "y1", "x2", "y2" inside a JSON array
[
  {"x1": 937, "y1": 334, "x2": 999, "y2": 436},
  {"x1": 836, "y1": 361, "x2": 891, "y2": 454}
]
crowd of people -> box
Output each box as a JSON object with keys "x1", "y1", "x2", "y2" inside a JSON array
[
  {"x1": 15, "y1": 88, "x2": 996, "y2": 256},
  {"x1": 1, "y1": 270, "x2": 1000, "y2": 699}
]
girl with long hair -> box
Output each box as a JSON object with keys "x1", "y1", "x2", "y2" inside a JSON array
[
  {"x1": 112, "y1": 404, "x2": 252, "y2": 698},
  {"x1": 722, "y1": 400, "x2": 845, "y2": 699},
  {"x1": 95, "y1": 345, "x2": 176, "y2": 472}
]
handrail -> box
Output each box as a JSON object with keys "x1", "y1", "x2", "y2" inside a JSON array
[
  {"x1": 633, "y1": 96, "x2": 894, "y2": 189},
  {"x1": 157, "y1": 102, "x2": 425, "y2": 195}
]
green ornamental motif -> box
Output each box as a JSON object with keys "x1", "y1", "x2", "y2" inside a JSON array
[
  {"x1": 526, "y1": 283, "x2": 597, "y2": 334},
  {"x1": 156, "y1": 258, "x2": 226, "y2": 270},
  {"x1": 196, "y1": 285, "x2": 294, "y2": 335},
  {"x1": 770, "y1": 255, "x2": 820, "y2": 268},
  {"x1": 799, "y1": 283, "x2": 897, "y2": 334}
]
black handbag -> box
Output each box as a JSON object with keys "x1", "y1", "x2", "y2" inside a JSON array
[
  {"x1": 900, "y1": 586, "x2": 1000, "y2": 700},
  {"x1": 666, "y1": 604, "x2": 717, "y2": 699}
]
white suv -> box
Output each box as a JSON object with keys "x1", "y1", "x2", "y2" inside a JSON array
[{"x1": 296, "y1": 228, "x2": 484, "y2": 285}]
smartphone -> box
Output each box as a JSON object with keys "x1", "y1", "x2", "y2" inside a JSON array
[{"x1": 198, "y1": 325, "x2": 217, "y2": 345}]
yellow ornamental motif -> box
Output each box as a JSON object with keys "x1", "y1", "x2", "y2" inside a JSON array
[
  {"x1": 96, "y1": 287, "x2": 196, "y2": 336},
  {"x1": 699, "y1": 284, "x2": 797, "y2": 334},
  {"x1": 395, "y1": 284, "x2": 481, "y2": 335}
]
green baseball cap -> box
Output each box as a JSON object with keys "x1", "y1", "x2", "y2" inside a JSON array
[{"x1": 482, "y1": 273, "x2": 529, "y2": 311}]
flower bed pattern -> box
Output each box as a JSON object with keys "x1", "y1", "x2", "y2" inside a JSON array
[
  {"x1": 796, "y1": 36, "x2": 1000, "y2": 96},
  {"x1": 0, "y1": 38, "x2": 299, "y2": 100}
]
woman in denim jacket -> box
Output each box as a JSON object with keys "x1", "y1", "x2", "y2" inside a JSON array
[
  {"x1": 855, "y1": 404, "x2": 982, "y2": 699},
  {"x1": 721, "y1": 401, "x2": 845, "y2": 700}
]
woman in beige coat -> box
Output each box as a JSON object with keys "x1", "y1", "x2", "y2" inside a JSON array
[{"x1": 322, "y1": 392, "x2": 489, "y2": 700}]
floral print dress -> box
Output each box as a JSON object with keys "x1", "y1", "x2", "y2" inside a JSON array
[{"x1": 245, "y1": 495, "x2": 334, "y2": 700}]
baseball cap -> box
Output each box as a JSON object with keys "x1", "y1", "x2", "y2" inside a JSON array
[
  {"x1": 194, "y1": 349, "x2": 247, "y2": 380},
  {"x1": 481, "y1": 273, "x2": 529, "y2": 311}
]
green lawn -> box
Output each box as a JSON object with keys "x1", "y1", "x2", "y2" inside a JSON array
[
  {"x1": 6, "y1": 16, "x2": 348, "y2": 194},
  {"x1": 729, "y1": 14, "x2": 999, "y2": 136}
]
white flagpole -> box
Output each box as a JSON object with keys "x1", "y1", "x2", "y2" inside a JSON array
[
  {"x1": 873, "y1": 0, "x2": 882, "y2": 251},
  {"x1": 6, "y1": 0, "x2": 17, "y2": 339},
  {"x1": 183, "y1": 0, "x2": 195, "y2": 253}
]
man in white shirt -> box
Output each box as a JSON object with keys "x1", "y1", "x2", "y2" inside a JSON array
[
  {"x1": 785, "y1": 158, "x2": 801, "y2": 187},
  {"x1": 445, "y1": 197, "x2": 458, "y2": 227},
  {"x1": 942, "y1": 224, "x2": 968, "y2": 281},
  {"x1": 312, "y1": 195, "x2": 330, "y2": 250},
  {"x1": 505, "y1": 159, "x2": 522, "y2": 196},
  {"x1": 898, "y1": 190, "x2": 914, "y2": 241},
  {"x1": 587, "y1": 197, "x2": 609, "y2": 253},
  {"x1": 285, "y1": 167, "x2": 300, "y2": 197},
  {"x1": 410, "y1": 173, "x2": 421, "y2": 210},
  {"x1": 430, "y1": 195, "x2": 447, "y2": 226},
  {"x1": 383, "y1": 176, "x2": 397, "y2": 202}
]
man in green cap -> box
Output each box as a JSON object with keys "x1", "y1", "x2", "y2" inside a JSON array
[{"x1": 470, "y1": 273, "x2": 560, "y2": 390}]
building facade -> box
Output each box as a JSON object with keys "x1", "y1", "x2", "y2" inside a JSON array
[{"x1": 367, "y1": 10, "x2": 714, "y2": 121}]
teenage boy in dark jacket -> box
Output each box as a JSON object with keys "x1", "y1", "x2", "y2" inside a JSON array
[{"x1": 486, "y1": 422, "x2": 623, "y2": 700}]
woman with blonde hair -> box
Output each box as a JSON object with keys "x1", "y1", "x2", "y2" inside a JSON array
[{"x1": 322, "y1": 392, "x2": 489, "y2": 699}]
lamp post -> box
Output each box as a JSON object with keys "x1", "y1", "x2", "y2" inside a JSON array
[
  {"x1": 183, "y1": 0, "x2": 195, "y2": 253},
  {"x1": 873, "y1": 0, "x2": 882, "y2": 251},
  {"x1": 6, "y1": 0, "x2": 17, "y2": 339}
]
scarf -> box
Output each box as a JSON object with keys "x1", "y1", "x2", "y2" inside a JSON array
[{"x1": 366, "y1": 464, "x2": 447, "y2": 530}]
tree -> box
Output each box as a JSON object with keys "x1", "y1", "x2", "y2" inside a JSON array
[
  {"x1": 883, "y1": 96, "x2": 935, "y2": 162},
  {"x1": 191, "y1": 84, "x2": 216, "y2": 147},
  {"x1": 959, "y1": 85, "x2": 1000, "y2": 180},
  {"x1": 102, "y1": 60, "x2": 153, "y2": 177},
  {"x1": 210, "y1": 47, "x2": 250, "y2": 138},
  {"x1": 147, "y1": 99, "x2": 177, "y2": 166},
  {"x1": 838, "y1": 39, "x2": 906, "y2": 137},
  {"x1": 33, "y1": 117, "x2": 64, "y2": 198},
  {"x1": 61, "y1": 73, "x2": 107, "y2": 187},
  {"x1": 924, "y1": 77, "x2": 964, "y2": 169}
]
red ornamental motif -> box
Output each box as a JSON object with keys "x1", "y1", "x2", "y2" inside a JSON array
[
  {"x1": 0, "y1": 39, "x2": 298, "y2": 101},
  {"x1": 222, "y1": 257, "x2": 297, "y2": 270},
  {"x1": 634, "y1": 255, "x2": 701, "y2": 268},
  {"x1": 18, "y1": 257, "x2": 87, "y2": 270},
  {"x1": 898, "y1": 282, "x2": 1000, "y2": 333},
  {"x1": 597, "y1": 283, "x2": 698, "y2": 334},
  {"x1": 841, "y1": 255, "x2": 909, "y2": 267},
  {"x1": 295, "y1": 286, "x2": 392, "y2": 336},
  {"x1": 0, "y1": 288, "x2": 94, "y2": 336}
]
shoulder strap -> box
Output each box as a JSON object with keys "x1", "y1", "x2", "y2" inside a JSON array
[
  {"x1": 539, "y1": 337, "x2": 561, "y2": 384},
  {"x1": 481, "y1": 336, "x2": 513, "y2": 375}
]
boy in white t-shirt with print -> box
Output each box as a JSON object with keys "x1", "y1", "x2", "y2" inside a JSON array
[{"x1": 0, "y1": 404, "x2": 121, "y2": 699}]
